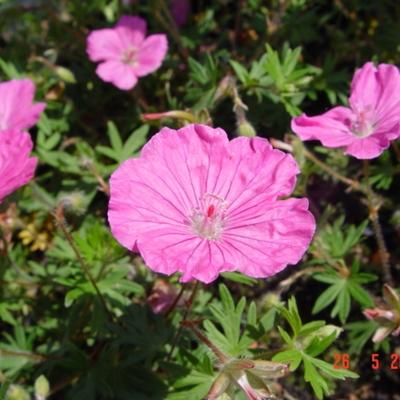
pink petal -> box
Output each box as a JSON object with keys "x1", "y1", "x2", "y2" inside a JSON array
[
  {"x1": 345, "y1": 133, "x2": 390, "y2": 159},
  {"x1": 349, "y1": 62, "x2": 380, "y2": 112},
  {"x1": 108, "y1": 155, "x2": 193, "y2": 252},
  {"x1": 374, "y1": 64, "x2": 400, "y2": 122},
  {"x1": 96, "y1": 61, "x2": 138, "y2": 90},
  {"x1": 291, "y1": 107, "x2": 356, "y2": 148},
  {"x1": 135, "y1": 34, "x2": 168, "y2": 77},
  {"x1": 0, "y1": 129, "x2": 37, "y2": 203},
  {"x1": 140, "y1": 124, "x2": 230, "y2": 210},
  {"x1": 138, "y1": 230, "x2": 235, "y2": 283},
  {"x1": 0, "y1": 79, "x2": 45, "y2": 131},
  {"x1": 116, "y1": 15, "x2": 147, "y2": 48},
  {"x1": 221, "y1": 137, "x2": 299, "y2": 210},
  {"x1": 86, "y1": 28, "x2": 125, "y2": 62},
  {"x1": 222, "y1": 198, "x2": 315, "y2": 278}
]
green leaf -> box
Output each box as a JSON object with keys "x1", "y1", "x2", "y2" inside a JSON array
[
  {"x1": 230, "y1": 60, "x2": 249, "y2": 83},
  {"x1": 347, "y1": 281, "x2": 373, "y2": 307},
  {"x1": 107, "y1": 121, "x2": 123, "y2": 153},
  {"x1": 121, "y1": 125, "x2": 149, "y2": 160},
  {"x1": 221, "y1": 272, "x2": 257, "y2": 286},
  {"x1": 312, "y1": 283, "x2": 343, "y2": 314}
]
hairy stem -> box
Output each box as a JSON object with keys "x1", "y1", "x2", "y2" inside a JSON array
[
  {"x1": 164, "y1": 284, "x2": 186, "y2": 319},
  {"x1": 181, "y1": 319, "x2": 230, "y2": 364},
  {"x1": 302, "y1": 147, "x2": 364, "y2": 193},
  {"x1": 166, "y1": 281, "x2": 200, "y2": 361},
  {"x1": 53, "y1": 205, "x2": 114, "y2": 321},
  {"x1": 362, "y1": 161, "x2": 393, "y2": 285}
]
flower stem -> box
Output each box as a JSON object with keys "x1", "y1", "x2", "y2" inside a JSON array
[
  {"x1": 181, "y1": 319, "x2": 230, "y2": 364},
  {"x1": 302, "y1": 147, "x2": 364, "y2": 193},
  {"x1": 164, "y1": 284, "x2": 186, "y2": 318},
  {"x1": 53, "y1": 205, "x2": 114, "y2": 321},
  {"x1": 362, "y1": 161, "x2": 393, "y2": 286},
  {"x1": 166, "y1": 281, "x2": 200, "y2": 361}
]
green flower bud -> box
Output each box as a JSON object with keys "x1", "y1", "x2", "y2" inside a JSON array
[{"x1": 35, "y1": 375, "x2": 50, "y2": 399}]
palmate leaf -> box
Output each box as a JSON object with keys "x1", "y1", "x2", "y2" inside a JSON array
[
  {"x1": 0, "y1": 326, "x2": 36, "y2": 377},
  {"x1": 312, "y1": 263, "x2": 376, "y2": 323},
  {"x1": 317, "y1": 217, "x2": 368, "y2": 259},
  {"x1": 204, "y1": 285, "x2": 253, "y2": 357},
  {"x1": 273, "y1": 297, "x2": 358, "y2": 399},
  {"x1": 96, "y1": 122, "x2": 149, "y2": 163}
]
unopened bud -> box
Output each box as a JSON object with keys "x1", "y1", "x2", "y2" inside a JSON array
[
  {"x1": 372, "y1": 326, "x2": 393, "y2": 343},
  {"x1": 55, "y1": 66, "x2": 76, "y2": 84},
  {"x1": 237, "y1": 120, "x2": 256, "y2": 137},
  {"x1": 59, "y1": 191, "x2": 86, "y2": 215},
  {"x1": 34, "y1": 375, "x2": 50, "y2": 400},
  {"x1": 383, "y1": 284, "x2": 400, "y2": 311},
  {"x1": 207, "y1": 373, "x2": 230, "y2": 400},
  {"x1": 6, "y1": 385, "x2": 30, "y2": 400},
  {"x1": 364, "y1": 308, "x2": 396, "y2": 322},
  {"x1": 224, "y1": 358, "x2": 254, "y2": 373},
  {"x1": 141, "y1": 110, "x2": 196, "y2": 123},
  {"x1": 251, "y1": 360, "x2": 288, "y2": 379}
]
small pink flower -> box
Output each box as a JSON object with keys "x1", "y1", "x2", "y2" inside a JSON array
[
  {"x1": 87, "y1": 15, "x2": 168, "y2": 90},
  {"x1": 0, "y1": 79, "x2": 45, "y2": 132},
  {"x1": 0, "y1": 129, "x2": 37, "y2": 203},
  {"x1": 292, "y1": 62, "x2": 400, "y2": 159},
  {"x1": 108, "y1": 124, "x2": 315, "y2": 283}
]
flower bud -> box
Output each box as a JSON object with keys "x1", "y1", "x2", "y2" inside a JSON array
[
  {"x1": 34, "y1": 375, "x2": 50, "y2": 400},
  {"x1": 237, "y1": 120, "x2": 256, "y2": 137},
  {"x1": 251, "y1": 360, "x2": 289, "y2": 379},
  {"x1": 207, "y1": 373, "x2": 230, "y2": 400},
  {"x1": 6, "y1": 385, "x2": 30, "y2": 400}
]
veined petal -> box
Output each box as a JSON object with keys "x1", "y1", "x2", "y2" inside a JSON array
[
  {"x1": 0, "y1": 130, "x2": 37, "y2": 203},
  {"x1": 96, "y1": 61, "x2": 138, "y2": 90},
  {"x1": 135, "y1": 34, "x2": 168, "y2": 77},
  {"x1": 345, "y1": 133, "x2": 390, "y2": 159},
  {"x1": 291, "y1": 107, "x2": 356, "y2": 147},
  {"x1": 0, "y1": 79, "x2": 45, "y2": 131},
  {"x1": 222, "y1": 198, "x2": 315, "y2": 278},
  {"x1": 86, "y1": 28, "x2": 125, "y2": 62},
  {"x1": 349, "y1": 62, "x2": 380, "y2": 112},
  {"x1": 116, "y1": 15, "x2": 147, "y2": 48}
]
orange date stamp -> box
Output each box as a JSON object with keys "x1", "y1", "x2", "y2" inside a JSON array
[{"x1": 333, "y1": 353, "x2": 400, "y2": 370}]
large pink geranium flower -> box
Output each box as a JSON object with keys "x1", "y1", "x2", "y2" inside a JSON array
[
  {"x1": 0, "y1": 79, "x2": 45, "y2": 132},
  {"x1": 292, "y1": 62, "x2": 400, "y2": 159},
  {"x1": 0, "y1": 129, "x2": 38, "y2": 203},
  {"x1": 87, "y1": 15, "x2": 168, "y2": 90},
  {"x1": 108, "y1": 124, "x2": 315, "y2": 283}
]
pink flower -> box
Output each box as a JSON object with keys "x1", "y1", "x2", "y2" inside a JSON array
[
  {"x1": 108, "y1": 124, "x2": 315, "y2": 283},
  {"x1": 0, "y1": 79, "x2": 45, "y2": 132},
  {"x1": 292, "y1": 62, "x2": 400, "y2": 159},
  {"x1": 86, "y1": 15, "x2": 168, "y2": 90},
  {"x1": 0, "y1": 129, "x2": 37, "y2": 203}
]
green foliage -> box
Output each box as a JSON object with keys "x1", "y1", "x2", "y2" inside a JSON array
[
  {"x1": 231, "y1": 43, "x2": 320, "y2": 115},
  {"x1": 316, "y1": 217, "x2": 369, "y2": 259},
  {"x1": 0, "y1": 1, "x2": 399, "y2": 399},
  {"x1": 96, "y1": 122, "x2": 149, "y2": 164},
  {"x1": 273, "y1": 298, "x2": 358, "y2": 399},
  {"x1": 312, "y1": 261, "x2": 377, "y2": 323}
]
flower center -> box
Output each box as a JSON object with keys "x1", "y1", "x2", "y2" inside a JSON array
[
  {"x1": 351, "y1": 107, "x2": 374, "y2": 137},
  {"x1": 190, "y1": 193, "x2": 227, "y2": 240},
  {"x1": 121, "y1": 47, "x2": 138, "y2": 67}
]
